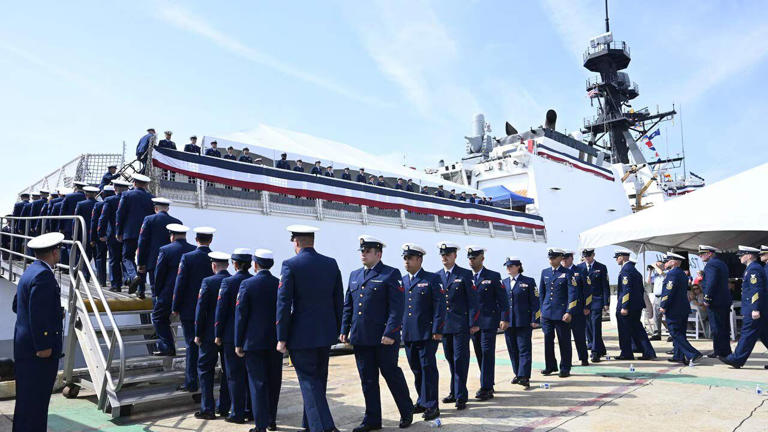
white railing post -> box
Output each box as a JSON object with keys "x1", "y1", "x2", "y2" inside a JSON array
[
  {"x1": 262, "y1": 190, "x2": 270, "y2": 215},
  {"x1": 512, "y1": 225, "x2": 518, "y2": 240},
  {"x1": 316, "y1": 199, "x2": 324, "y2": 220},
  {"x1": 400, "y1": 209, "x2": 407, "y2": 228},
  {"x1": 434, "y1": 215, "x2": 440, "y2": 232},
  {"x1": 361, "y1": 205, "x2": 369, "y2": 225},
  {"x1": 488, "y1": 222, "x2": 495, "y2": 237},
  {"x1": 463, "y1": 220, "x2": 469, "y2": 235}
]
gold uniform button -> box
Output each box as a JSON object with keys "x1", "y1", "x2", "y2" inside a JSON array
[
  {"x1": 408, "y1": 313, "x2": 412, "y2": 316},
  {"x1": 358, "y1": 302, "x2": 362, "y2": 306},
  {"x1": 358, "y1": 311, "x2": 362, "y2": 315},
  {"x1": 44, "y1": 331, "x2": 48, "y2": 336}
]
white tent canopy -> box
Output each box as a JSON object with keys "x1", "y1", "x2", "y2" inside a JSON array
[{"x1": 579, "y1": 162, "x2": 768, "y2": 253}]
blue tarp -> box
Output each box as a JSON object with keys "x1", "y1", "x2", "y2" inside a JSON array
[{"x1": 482, "y1": 185, "x2": 534, "y2": 206}]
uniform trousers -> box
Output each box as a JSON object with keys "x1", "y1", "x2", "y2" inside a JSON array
[
  {"x1": 121, "y1": 238, "x2": 144, "y2": 291},
  {"x1": 106, "y1": 237, "x2": 124, "y2": 288},
  {"x1": 198, "y1": 341, "x2": 231, "y2": 414},
  {"x1": 585, "y1": 306, "x2": 606, "y2": 356},
  {"x1": 709, "y1": 306, "x2": 732, "y2": 357},
  {"x1": 570, "y1": 312, "x2": 589, "y2": 362},
  {"x1": 726, "y1": 316, "x2": 768, "y2": 367},
  {"x1": 667, "y1": 316, "x2": 702, "y2": 361},
  {"x1": 13, "y1": 356, "x2": 58, "y2": 432},
  {"x1": 504, "y1": 326, "x2": 533, "y2": 378},
  {"x1": 180, "y1": 320, "x2": 198, "y2": 390},
  {"x1": 94, "y1": 240, "x2": 108, "y2": 286},
  {"x1": 354, "y1": 343, "x2": 412, "y2": 426},
  {"x1": 541, "y1": 318, "x2": 571, "y2": 372},
  {"x1": 290, "y1": 347, "x2": 335, "y2": 432},
  {"x1": 471, "y1": 329, "x2": 497, "y2": 391},
  {"x1": 151, "y1": 296, "x2": 175, "y2": 354},
  {"x1": 222, "y1": 343, "x2": 249, "y2": 420},
  {"x1": 246, "y1": 349, "x2": 283, "y2": 429},
  {"x1": 442, "y1": 330, "x2": 470, "y2": 402},
  {"x1": 405, "y1": 339, "x2": 439, "y2": 409},
  {"x1": 617, "y1": 310, "x2": 656, "y2": 358}
]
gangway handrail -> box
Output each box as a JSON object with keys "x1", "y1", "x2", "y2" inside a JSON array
[{"x1": 0, "y1": 214, "x2": 126, "y2": 406}]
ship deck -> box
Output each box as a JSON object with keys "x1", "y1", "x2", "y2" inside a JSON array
[{"x1": 1, "y1": 319, "x2": 767, "y2": 432}]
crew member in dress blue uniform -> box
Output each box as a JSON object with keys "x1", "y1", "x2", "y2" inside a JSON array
[
  {"x1": 720, "y1": 246, "x2": 768, "y2": 368},
  {"x1": 697, "y1": 245, "x2": 732, "y2": 358},
  {"x1": 46, "y1": 191, "x2": 65, "y2": 234},
  {"x1": 116, "y1": 174, "x2": 154, "y2": 295},
  {"x1": 27, "y1": 190, "x2": 49, "y2": 236},
  {"x1": 500, "y1": 256, "x2": 539, "y2": 389},
  {"x1": 12, "y1": 232, "x2": 65, "y2": 432},
  {"x1": 157, "y1": 131, "x2": 176, "y2": 149},
  {"x1": 310, "y1": 161, "x2": 323, "y2": 175},
  {"x1": 293, "y1": 160, "x2": 305, "y2": 173},
  {"x1": 136, "y1": 128, "x2": 156, "y2": 174},
  {"x1": 57, "y1": 181, "x2": 87, "y2": 265},
  {"x1": 205, "y1": 141, "x2": 222, "y2": 157},
  {"x1": 539, "y1": 248, "x2": 577, "y2": 377},
  {"x1": 406, "y1": 179, "x2": 416, "y2": 193},
  {"x1": 324, "y1": 165, "x2": 334, "y2": 177},
  {"x1": 578, "y1": 248, "x2": 610, "y2": 362},
  {"x1": 356, "y1": 168, "x2": 367, "y2": 183},
  {"x1": 215, "y1": 248, "x2": 254, "y2": 424},
  {"x1": 275, "y1": 153, "x2": 290, "y2": 170},
  {"x1": 37, "y1": 192, "x2": 55, "y2": 235},
  {"x1": 194, "y1": 251, "x2": 231, "y2": 420},
  {"x1": 91, "y1": 186, "x2": 114, "y2": 286},
  {"x1": 224, "y1": 146, "x2": 237, "y2": 160},
  {"x1": 239, "y1": 148, "x2": 253, "y2": 163},
  {"x1": 276, "y1": 225, "x2": 344, "y2": 432},
  {"x1": 73, "y1": 186, "x2": 99, "y2": 275},
  {"x1": 401, "y1": 243, "x2": 445, "y2": 422},
  {"x1": 98, "y1": 180, "x2": 130, "y2": 291},
  {"x1": 659, "y1": 252, "x2": 702, "y2": 364},
  {"x1": 436, "y1": 242, "x2": 478, "y2": 410},
  {"x1": 340, "y1": 236, "x2": 413, "y2": 431},
  {"x1": 563, "y1": 251, "x2": 590, "y2": 366},
  {"x1": 341, "y1": 167, "x2": 352, "y2": 181},
  {"x1": 184, "y1": 136, "x2": 201, "y2": 154},
  {"x1": 466, "y1": 245, "x2": 508, "y2": 398},
  {"x1": 172, "y1": 227, "x2": 216, "y2": 392},
  {"x1": 99, "y1": 165, "x2": 119, "y2": 190},
  {"x1": 11, "y1": 193, "x2": 30, "y2": 253},
  {"x1": 236, "y1": 249, "x2": 283, "y2": 432},
  {"x1": 152, "y1": 224, "x2": 195, "y2": 356},
  {"x1": 136, "y1": 198, "x2": 181, "y2": 299},
  {"x1": 613, "y1": 249, "x2": 656, "y2": 360}
]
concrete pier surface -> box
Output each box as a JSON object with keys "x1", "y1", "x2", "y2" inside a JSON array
[{"x1": 1, "y1": 319, "x2": 767, "y2": 432}]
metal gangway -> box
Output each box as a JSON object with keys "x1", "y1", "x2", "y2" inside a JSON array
[{"x1": 1, "y1": 214, "x2": 207, "y2": 417}]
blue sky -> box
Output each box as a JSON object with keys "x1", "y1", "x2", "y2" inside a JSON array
[{"x1": 2, "y1": 0, "x2": 768, "y2": 210}]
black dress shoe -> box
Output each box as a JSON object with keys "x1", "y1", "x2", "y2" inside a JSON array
[
  {"x1": 455, "y1": 400, "x2": 467, "y2": 410},
  {"x1": 177, "y1": 384, "x2": 197, "y2": 392},
  {"x1": 613, "y1": 355, "x2": 634, "y2": 360},
  {"x1": 764, "y1": 365, "x2": 768, "y2": 369},
  {"x1": 649, "y1": 334, "x2": 661, "y2": 341},
  {"x1": 422, "y1": 407, "x2": 440, "y2": 421},
  {"x1": 353, "y1": 423, "x2": 381, "y2": 432},
  {"x1": 225, "y1": 416, "x2": 245, "y2": 424},
  {"x1": 590, "y1": 356, "x2": 601, "y2": 363},
  {"x1": 581, "y1": 359, "x2": 589, "y2": 366},
  {"x1": 541, "y1": 368, "x2": 556, "y2": 376},
  {"x1": 249, "y1": 428, "x2": 266, "y2": 432},
  {"x1": 667, "y1": 358, "x2": 685, "y2": 364},
  {"x1": 137, "y1": 292, "x2": 146, "y2": 299},
  {"x1": 194, "y1": 411, "x2": 216, "y2": 420},
  {"x1": 216, "y1": 410, "x2": 230, "y2": 418},
  {"x1": 153, "y1": 350, "x2": 176, "y2": 357},
  {"x1": 511, "y1": 376, "x2": 520, "y2": 384},
  {"x1": 666, "y1": 336, "x2": 673, "y2": 342},
  {"x1": 665, "y1": 350, "x2": 675, "y2": 355},
  {"x1": 638, "y1": 355, "x2": 656, "y2": 360},
  {"x1": 690, "y1": 353, "x2": 703, "y2": 363},
  {"x1": 412, "y1": 404, "x2": 426, "y2": 414},
  {"x1": 518, "y1": 378, "x2": 531, "y2": 388},
  {"x1": 706, "y1": 352, "x2": 718, "y2": 358},
  {"x1": 442, "y1": 394, "x2": 456, "y2": 404},
  {"x1": 558, "y1": 370, "x2": 570, "y2": 378},
  {"x1": 268, "y1": 422, "x2": 277, "y2": 430},
  {"x1": 399, "y1": 413, "x2": 413, "y2": 428}
]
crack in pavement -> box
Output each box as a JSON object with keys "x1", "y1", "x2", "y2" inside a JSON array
[{"x1": 732, "y1": 398, "x2": 768, "y2": 432}]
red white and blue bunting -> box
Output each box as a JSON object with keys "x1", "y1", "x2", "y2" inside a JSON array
[{"x1": 152, "y1": 147, "x2": 545, "y2": 229}]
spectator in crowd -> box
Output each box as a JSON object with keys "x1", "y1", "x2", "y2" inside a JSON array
[
  {"x1": 239, "y1": 148, "x2": 253, "y2": 163},
  {"x1": 395, "y1": 178, "x2": 404, "y2": 190},
  {"x1": 184, "y1": 136, "x2": 201, "y2": 154},
  {"x1": 648, "y1": 261, "x2": 666, "y2": 340},
  {"x1": 275, "y1": 153, "x2": 290, "y2": 170},
  {"x1": 458, "y1": 192, "x2": 467, "y2": 201},
  {"x1": 693, "y1": 270, "x2": 704, "y2": 286},
  {"x1": 341, "y1": 167, "x2": 352, "y2": 181},
  {"x1": 205, "y1": 141, "x2": 221, "y2": 157},
  {"x1": 376, "y1": 175, "x2": 386, "y2": 187},
  {"x1": 324, "y1": 165, "x2": 334, "y2": 177},
  {"x1": 224, "y1": 146, "x2": 237, "y2": 160},
  {"x1": 435, "y1": 185, "x2": 445, "y2": 198},
  {"x1": 310, "y1": 161, "x2": 323, "y2": 175},
  {"x1": 293, "y1": 159, "x2": 305, "y2": 172},
  {"x1": 135, "y1": 128, "x2": 156, "y2": 173},
  {"x1": 157, "y1": 131, "x2": 176, "y2": 149},
  {"x1": 406, "y1": 179, "x2": 416, "y2": 192},
  {"x1": 690, "y1": 284, "x2": 708, "y2": 322},
  {"x1": 356, "y1": 168, "x2": 367, "y2": 183}
]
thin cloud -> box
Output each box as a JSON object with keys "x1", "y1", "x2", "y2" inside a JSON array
[{"x1": 156, "y1": 3, "x2": 390, "y2": 108}]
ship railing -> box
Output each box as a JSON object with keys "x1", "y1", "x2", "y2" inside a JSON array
[
  {"x1": 0, "y1": 215, "x2": 126, "y2": 411},
  {"x1": 583, "y1": 40, "x2": 630, "y2": 62}
]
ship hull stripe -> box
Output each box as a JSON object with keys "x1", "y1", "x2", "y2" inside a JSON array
[{"x1": 536, "y1": 144, "x2": 615, "y2": 181}]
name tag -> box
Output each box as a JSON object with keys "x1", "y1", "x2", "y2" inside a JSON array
[
  {"x1": 557, "y1": 274, "x2": 566, "y2": 279},
  {"x1": 372, "y1": 279, "x2": 383, "y2": 283},
  {"x1": 520, "y1": 283, "x2": 528, "y2": 288},
  {"x1": 481, "y1": 280, "x2": 492, "y2": 285},
  {"x1": 417, "y1": 282, "x2": 428, "y2": 287},
  {"x1": 454, "y1": 278, "x2": 462, "y2": 282}
]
